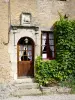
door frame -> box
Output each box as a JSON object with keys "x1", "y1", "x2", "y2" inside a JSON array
[{"x1": 17, "y1": 37, "x2": 35, "y2": 77}]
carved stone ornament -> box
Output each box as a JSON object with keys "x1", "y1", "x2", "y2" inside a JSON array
[{"x1": 20, "y1": 13, "x2": 31, "y2": 26}]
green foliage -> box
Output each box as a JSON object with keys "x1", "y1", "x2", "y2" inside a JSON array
[
  {"x1": 35, "y1": 16, "x2": 75, "y2": 87},
  {"x1": 35, "y1": 56, "x2": 59, "y2": 86},
  {"x1": 54, "y1": 16, "x2": 75, "y2": 79}
]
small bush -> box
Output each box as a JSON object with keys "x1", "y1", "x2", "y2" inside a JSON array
[{"x1": 35, "y1": 56, "x2": 60, "y2": 86}]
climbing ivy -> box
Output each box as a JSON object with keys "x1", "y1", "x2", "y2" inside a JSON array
[
  {"x1": 54, "y1": 16, "x2": 75, "y2": 79},
  {"x1": 35, "y1": 16, "x2": 75, "y2": 86}
]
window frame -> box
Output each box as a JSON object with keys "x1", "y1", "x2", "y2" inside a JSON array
[{"x1": 41, "y1": 31, "x2": 55, "y2": 60}]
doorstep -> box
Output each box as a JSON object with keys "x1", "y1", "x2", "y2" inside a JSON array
[{"x1": 14, "y1": 76, "x2": 35, "y2": 83}]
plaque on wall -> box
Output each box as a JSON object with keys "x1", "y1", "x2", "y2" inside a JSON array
[{"x1": 20, "y1": 13, "x2": 31, "y2": 26}]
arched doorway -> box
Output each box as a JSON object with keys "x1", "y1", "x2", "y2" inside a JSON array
[{"x1": 17, "y1": 37, "x2": 35, "y2": 77}]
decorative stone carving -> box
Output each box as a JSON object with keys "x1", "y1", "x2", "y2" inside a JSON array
[{"x1": 20, "y1": 13, "x2": 31, "y2": 26}]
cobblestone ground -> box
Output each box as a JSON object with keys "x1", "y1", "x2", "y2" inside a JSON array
[{"x1": 3, "y1": 94, "x2": 75, "y2": 100}]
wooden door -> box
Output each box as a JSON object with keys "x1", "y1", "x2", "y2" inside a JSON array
[{"x1": 17, "y1": 37, "x2": 34, "y2": 77}]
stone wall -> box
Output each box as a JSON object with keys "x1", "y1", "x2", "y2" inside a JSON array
[
  {"x1": 66, "y1": 0, "x2": 75, "y2": 19},
  {"x1": 0, "y1": 1, "x2": 12, "y2": 83},
  {"x1": 0, "y1": 0, "x2": 73, "y2": 83},
  {"x1": 10, "y1": 0, "x2": 67, "y2": 28}
]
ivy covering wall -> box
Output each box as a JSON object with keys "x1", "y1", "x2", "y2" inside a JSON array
[
  {"x1": 35, "y1": 17, "x2": 75, "y2": 86},
  {"x1": 54, "y1": 16, "x2": 75, "y2": 79}
]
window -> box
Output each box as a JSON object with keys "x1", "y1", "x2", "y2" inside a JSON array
[{"x1": 41, "y1": 31, "x2": 55, "y2": 60}]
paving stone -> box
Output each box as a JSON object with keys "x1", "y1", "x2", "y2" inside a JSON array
[{"x1": 11, "y1": 89, "x2": 42, "y2": 96}]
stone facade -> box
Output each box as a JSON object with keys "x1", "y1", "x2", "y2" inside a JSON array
[{"x1": 0, "y1": 0, "x2": 74, "y2": 83}]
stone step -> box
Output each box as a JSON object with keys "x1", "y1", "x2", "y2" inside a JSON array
[
  {"x1": 13, "y1": 82, "x2": 39, "y2": 89},
  {"x1": 14, "y1": 77, "x2": 34, "y2": 84},
  {"x1": 11, "y1": 89, "x2": 42, "y2": 96},
  {"x1": 9, "y1": 77, "x2": 41, "y2": 96}
]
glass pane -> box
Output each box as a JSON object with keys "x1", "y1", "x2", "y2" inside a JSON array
[
  {"x1": 42, "y1": 33, "x2": 46, "y2": 39},
  {"x1": 19, "y1": 45, "x2": 24, "y2": 51},
  {"x1": 49, "y1": 34, "x2": 54, "y2": 39},
  {"x1": 27, "y1": 51, "x2": 32, "y2": 60},
  {"x1": 42, "y1": 45, "x2": 47, "y2": 53},
  {"x1": 28, "y1": 56, "x2": 32, "y2": 60},
  {"x1": 49, "y1": 40, "x2": 54, "y2": 45},
  {"x1": 28, "y1": 45, "x2": 32, "y2": 51},
  {"x1": 24, "y1": 45, "x2": 27, "y2": 50},
  {"x1": 50, "y1": 46, "x2": 54, "y2": 51},
  {"x1": 19, "y1": 51, "x2": 23, "y2": 56},
  {"x1": 52, "y1": 51, "x2": 54, "y2": 58},
  {"x1": 27, "y1": 51, "x2": 32, "y2": 56},
  {"x1": 42, "y1": 39, "x2": 46, "y2": 45}
]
